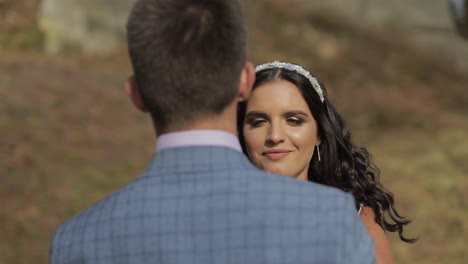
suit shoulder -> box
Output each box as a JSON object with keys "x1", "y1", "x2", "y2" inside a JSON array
[
  {"x1": 249, "y1": 169, "x2": 353, "y2": 199},
  {"x1": 51, "y1": 185, "x2": 125, "y2": 238},
  {"x1": 239, "y1": 169, "x2": 355, "y2": 212}
]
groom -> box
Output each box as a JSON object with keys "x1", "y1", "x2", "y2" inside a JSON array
[{"x1": 49, "y1": 0, "x2": 375, "y2": 263}]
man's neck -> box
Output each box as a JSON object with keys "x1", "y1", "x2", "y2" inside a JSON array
[
  {"x1": 153, "y1": 100, "x2": 240, "y2": 137},
  {"x1": 154, "y1": 114, "x2": 238, "y2": 137},
  {"x1": 164, "y1": 119, "x2": 237, "y2": 136}
]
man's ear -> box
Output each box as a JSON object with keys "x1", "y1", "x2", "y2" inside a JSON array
[
  {"x1": 125, "y1": 76, "x2": 149, "y2": 112},
  {"x1": 237, "y1": 61, "x2": 255, "y2": 102}
]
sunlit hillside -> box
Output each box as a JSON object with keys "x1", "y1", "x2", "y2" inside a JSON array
[{"x1": 1, "y1": 0, "x2": 467, "y2": 263}]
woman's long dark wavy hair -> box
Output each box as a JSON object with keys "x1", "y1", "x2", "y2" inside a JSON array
[{"x1": 237, "y1": 66, "x2": 416, "y2": 243}]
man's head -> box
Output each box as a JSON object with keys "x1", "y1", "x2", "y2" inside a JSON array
[{"x1": 126, "y1": 0, "x2": 254, "y2": 133}]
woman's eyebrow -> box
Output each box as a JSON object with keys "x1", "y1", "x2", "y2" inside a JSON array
[
  {"x1": 283, "y1": 110, "x2": 309, "y2": 117},
  {"x1": 244, "y1": 111, "x2": 268, "y2": 119}
]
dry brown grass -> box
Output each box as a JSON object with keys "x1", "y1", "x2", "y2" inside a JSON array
[{"x1": 1, "y1": 0, "x2": 467, "y2": 263}]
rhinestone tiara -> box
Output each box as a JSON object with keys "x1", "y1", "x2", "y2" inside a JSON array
[{"x1": 255, "y1": 61, "x2": 325, "y2": 103}]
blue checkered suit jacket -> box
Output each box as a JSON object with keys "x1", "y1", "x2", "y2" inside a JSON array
[{"x1": 50, "y1": 146, "x2": 375, "y2": 264}]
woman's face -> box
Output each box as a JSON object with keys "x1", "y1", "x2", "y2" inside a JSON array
[{"x1": 242, "y1": 80, "x2": 319, "y2": 181}]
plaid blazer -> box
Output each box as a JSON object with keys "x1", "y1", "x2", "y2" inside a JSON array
[{"x1": 50, "y1": 146, "x2": 375, "y2": 264}]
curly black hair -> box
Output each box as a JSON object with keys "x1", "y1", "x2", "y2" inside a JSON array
[{"x1": 237, "y1": 65, "x2": 416, "y2": 243}]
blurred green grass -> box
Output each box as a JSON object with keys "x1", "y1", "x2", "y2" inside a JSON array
[{"x1": 1, "y1": 0, "x2": 467, "y2": 263}]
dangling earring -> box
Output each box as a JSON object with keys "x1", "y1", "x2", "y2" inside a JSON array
[{"x1": 317, "y1": 145, "x2": 321, "y2": 162}]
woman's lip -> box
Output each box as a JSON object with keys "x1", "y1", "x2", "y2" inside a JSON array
[{"x1": 263, "y1": 150, "x2": 291, "y2": 160}]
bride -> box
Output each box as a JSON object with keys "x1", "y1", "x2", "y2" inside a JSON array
[{"x1": 237, "y1": 61, "x2": 416, "y2": 264}]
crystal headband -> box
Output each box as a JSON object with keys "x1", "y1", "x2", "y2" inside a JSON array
[{"x1": 255, "y1": 61, "x2": 325, "y2": 103}]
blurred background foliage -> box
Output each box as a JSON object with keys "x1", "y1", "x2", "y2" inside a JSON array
[{"x1": 0, "y1": 0, "x2": 467, "y2": 263}]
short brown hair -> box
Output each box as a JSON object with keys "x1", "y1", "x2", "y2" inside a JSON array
[{"x1": 127, "y1": 0, "x2": 247, "y2": 130}]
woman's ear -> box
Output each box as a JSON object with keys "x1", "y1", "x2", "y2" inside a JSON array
[
  {"x1": 125, "y1": 76, "x2": 149, "y2": 112},
  {"x1": 238, "y1": 61, "x2": 255, "y2": 102}
]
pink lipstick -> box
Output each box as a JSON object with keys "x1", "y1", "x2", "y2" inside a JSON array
[{"x1": 263, "y1": 149, "x2": 291, "y2": 161}]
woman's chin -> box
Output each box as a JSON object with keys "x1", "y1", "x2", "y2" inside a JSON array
[
  {"x1": 264, "y1": 168, "x2": 305, "y2": 181},
  {"x1": 265, "y1": 168, "x2": 292, "y2": 177}
]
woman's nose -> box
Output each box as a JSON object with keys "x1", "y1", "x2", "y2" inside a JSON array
[{"x1": 266, "y1": 123, "x2": 285, "y2": 144}]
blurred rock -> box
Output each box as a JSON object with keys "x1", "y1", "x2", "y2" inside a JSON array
[
  {"x1": 38, "y1": 0, "x2": 137, "y2": 54},
  {"x1": 449, "y1": 0, "x2": 468, "y2": 39},
  {"x1": 294, "y1": 0, "x2": 468, "y2": 71}
]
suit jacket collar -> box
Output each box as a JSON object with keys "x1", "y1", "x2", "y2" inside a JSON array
[
  {"x1": 141, "y1": 146, "x2": 255, "y2": 177},
  {"x1": 156, "y1": 130, "x2": 242, "y2": 152}
]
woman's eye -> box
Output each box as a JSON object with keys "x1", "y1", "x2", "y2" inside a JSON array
[
  {"x1": 286, "y1": 117, "x2": 304, "y2": 126},
  {"x1": 247, "y1": 118, "x2": 266, "y2": 128}
]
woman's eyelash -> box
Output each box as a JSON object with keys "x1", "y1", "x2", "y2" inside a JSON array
[
  {"x1": 247, "y1": 118, "x2": 266, "y2": 127},
  {"x1": 286, "y1": 117, "x2": 304, "y2": 125},
  {"x1": 245, "y1": 115, "x2": 305, "y2": 127}
]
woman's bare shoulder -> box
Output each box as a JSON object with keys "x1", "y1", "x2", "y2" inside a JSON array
[{"x1": 359, "y1": 206, "x2": 395, "y2": 264}]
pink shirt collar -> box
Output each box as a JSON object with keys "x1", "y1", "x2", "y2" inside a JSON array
[{"x1": 156, "y1": 130, "x2": 242, "y2": 152}]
